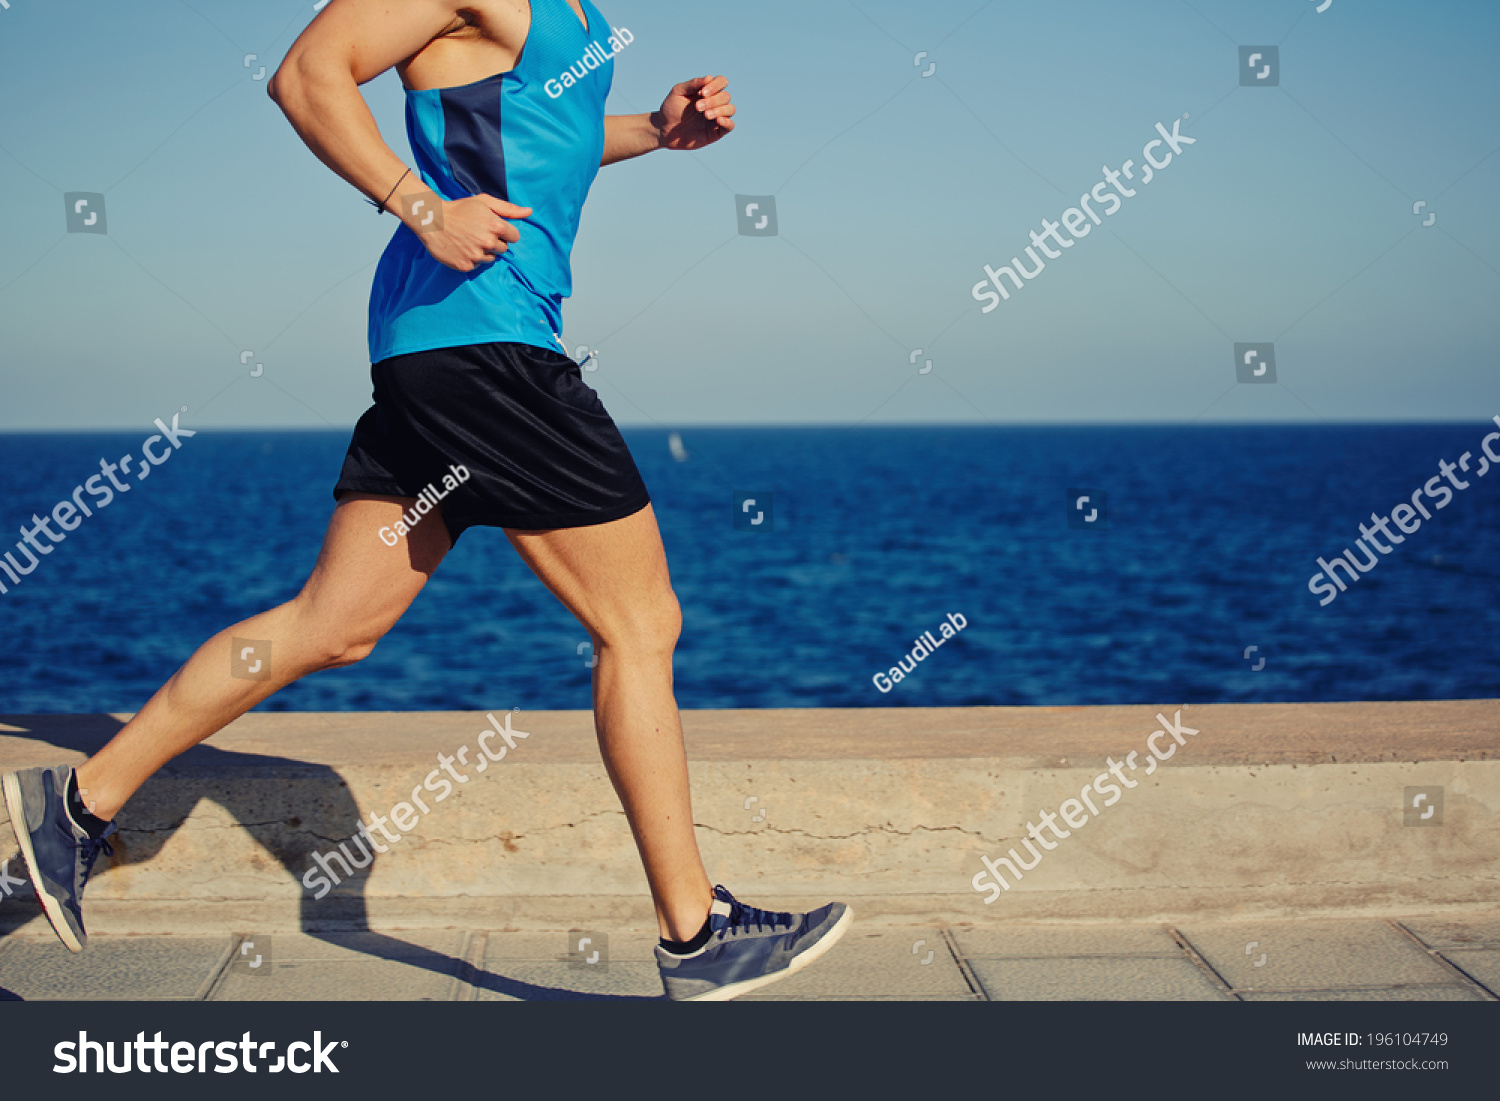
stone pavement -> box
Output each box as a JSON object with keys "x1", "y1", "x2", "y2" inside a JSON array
[{"x1": 1, "y1": 913, "x2": 1495, "y2": 1001}]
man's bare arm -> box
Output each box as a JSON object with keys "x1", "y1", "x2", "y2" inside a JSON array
[
  {"x1": 267, "y1": 0, "x2": 530, "y2": 272},
  {"x1": 602, "y1": 75, "x2": 735, "y2": 166},
  {"x1": 268, "y1": 0, "x2": 459, "y2": 212},
  {"x1": 602, "y1": 113, "x2": 667, "y2": 165}
]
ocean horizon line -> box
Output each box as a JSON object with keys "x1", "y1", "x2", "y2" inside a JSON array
[{"x1": 0, "y1": 418, "x2": 1490, "y2": 435}]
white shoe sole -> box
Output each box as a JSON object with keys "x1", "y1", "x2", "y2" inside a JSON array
[
  {"x1": 681, "y1": 904, "x2": 855, "y2": 1002},
  {"x1": 2, "y1": 770, "x2": 85, "y2": 953}
]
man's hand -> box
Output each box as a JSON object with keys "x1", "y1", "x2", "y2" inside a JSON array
[
  {"x1": 404, "y1": 193, "x2": 532, "y2": 272},
  {"x1": 651, "y1": 75, "x2": 735, "y2": 150}
]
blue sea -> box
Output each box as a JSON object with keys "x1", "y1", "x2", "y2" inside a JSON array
[{"x1": 0, "y1": 425, "x2": 1496, "y2": 712}]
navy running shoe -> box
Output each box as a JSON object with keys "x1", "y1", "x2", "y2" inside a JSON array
[
  {"x1": 2, "y1": 766, "x2": 116, "y2": 952},
  {"x1": 655, "y1": 884, "x2": 852, "y2": 1001}
]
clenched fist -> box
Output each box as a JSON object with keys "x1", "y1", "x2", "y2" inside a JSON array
[{"x1": 403, "y1": 192, "x2": 533, "y2": 272}]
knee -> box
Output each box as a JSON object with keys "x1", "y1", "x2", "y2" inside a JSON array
[
  {"x1": 324, "y1": 637, "x2": 380, "y2": 668},
  {"x1": 311, "y1": 635, "x2": 380, "y2": 671},
  {"x1": 306, "y1": 622, "x2": 387, "y2": 671},
  {"x1": 286, "y1": 595, "x2": 393, "y2": 673},
  {"x1": 599, "y1": 589, "x2": 681, "y2": 659}
]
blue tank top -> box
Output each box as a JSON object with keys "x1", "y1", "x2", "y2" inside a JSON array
[{"x1": 368, "y1": 0, "x2": 623, "y2": 363}]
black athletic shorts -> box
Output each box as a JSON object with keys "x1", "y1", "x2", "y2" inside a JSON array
[{"x1": 333, "y1": 341, "x2": 651, "y2": 542}]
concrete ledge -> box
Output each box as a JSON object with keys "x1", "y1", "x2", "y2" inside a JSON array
[{"x1": 1, "y1": 703, "x2": 1496, "y2": 933}]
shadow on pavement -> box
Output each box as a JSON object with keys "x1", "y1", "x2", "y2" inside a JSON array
[{"x1": 0, "y1": 715, "x2": 635, "y2": 1000}]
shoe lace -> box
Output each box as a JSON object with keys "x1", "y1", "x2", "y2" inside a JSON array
[
  {"x1": 73, "y1": 831, "x2": 115, "y2": 880},
  {"x1": 726, "y1": 897, "x2": 794, "y2": 935}
]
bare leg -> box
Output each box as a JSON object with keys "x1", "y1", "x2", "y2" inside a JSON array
[
  {"x1": 505, "y1": 505, "x2": 713, "y2": 941},
  {"x1": 76, "y1": 495, "x2": 451, "y2": 819}
]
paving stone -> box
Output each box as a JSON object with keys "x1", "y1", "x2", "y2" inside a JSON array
[
  {"x1": 212, "y1": 957, "x2": 462, "y2": 1001},
  {"x1": 970, "y1": 957, "x2": 1229, "y2": 1001},
  {"x1": 951, "y1": 925, "x2": 1181, "y2": 958},
  {"x1": 1177, "y1": 920, "x2": 1452, "y2": 992},
  {"x1": 746, "y1": 928, "x2": 972, "y2": 997},
  {"x1": 483, "y1": 930, "x2": 660, "y2": 962},
  {"x1": 469, "y1": 961, "x2": 664, "y2": 1001},
  {"x1": 1438, "y1": 949, "x2": 1500, "y2": 996},
  {"x1": 5, "y1": 917, "x2": 1494, "y2": 1003},
  {"x1": 0, "y1": 936, "x2": 227, "y2": 1001},
  {"x1": 1400, "y1": 918, "x2": 1500, "y2": 949},
  {"x1": 1239, "y1": 986, "x2": 1486, "y2": 1002},
  {"x1": 231, "y1": 931, "x2": 467, "y2": 964}
]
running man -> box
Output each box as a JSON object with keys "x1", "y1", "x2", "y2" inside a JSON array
[{"x1": 3, "y1": 0, "x2": 850, "y2": 1001}]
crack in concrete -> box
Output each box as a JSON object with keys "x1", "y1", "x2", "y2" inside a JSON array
[
  {"x1": 693, "y1": 822, "x2": 991, "y2": 842},
  {"x1": 123, "y1": 819, "x2": 297, "y2": 834}
]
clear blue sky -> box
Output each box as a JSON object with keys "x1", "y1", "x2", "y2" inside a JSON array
[{"x1": 1, "y1": 0, "x2": 1496, "y2": 429}]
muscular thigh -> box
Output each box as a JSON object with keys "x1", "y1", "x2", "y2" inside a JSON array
[
  {"x1": 297, "y1": 494, "x2": 451, "y2": 638},
  {"x1": 505, "y1": 505, "x2": 677, "y2": 645}
]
